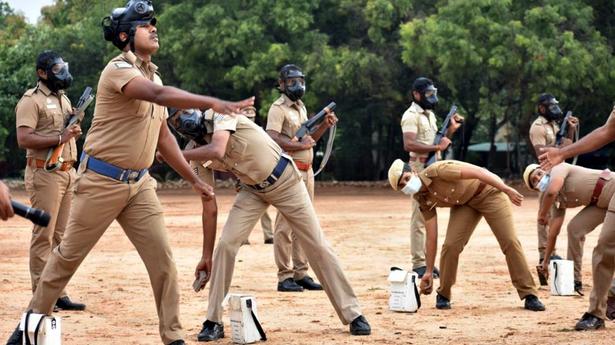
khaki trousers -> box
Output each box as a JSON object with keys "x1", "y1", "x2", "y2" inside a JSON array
[
  {"x1": 537, "y1": 191, "x2": 565, "y2": 260},
  {"x1": 409, "y1": 160, "x2": 426, "y2": 269},
  {"x1": 273, "y1": 168, "x2": 312, "y2": 281},
  {"x1": 588, "y1": 194, "x2": 615, "y2": 319},
  {"x1": 28, "y1": 169, "x2": 183, "y2": 344},
  {"x1": 566, "y1": 205, "x2": 606, "y2": 282},
  {"x1": 260, "y1": 209, "x2": 273, "y2": 241},
  {"x1": 207, "y1": 165, "x2": 362, "y2": 325},
  {"x1": 24, "y1": 166, "x2": 76, "y2": 297},
  {"x1": 437, "y1": 188, "x2": 538, "y2": 300}
]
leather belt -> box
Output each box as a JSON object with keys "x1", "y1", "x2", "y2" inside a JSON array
[
  {"x1": 590, "y1": 169, "x2": 611, "y2": 205},
  {"x1": 81, "y1": 152, "x2": 148, "y2": 183},
  {"x1": 472, "y1": 183, "x2": 486, "y2": 199},
  {"x1": 294, "y1": 160, "x2": 312, "y2": 172},
  {"x1": 409, "y1": 156, "x2": 428, "y2": 163},
  {"x1": 248, "y1": 156, "x2": 290, "y2": 191},
  {"x1": 27, "y1": 158, "x2": 74, "y2": 172}
]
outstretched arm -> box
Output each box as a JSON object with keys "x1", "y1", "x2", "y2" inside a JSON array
[
  {"x1": 182, "y1": 130, "x2": 231, "y2": 162},
  {"x1": 459, "y1": 165, "x2": 523, "y2": 206},
  {"x1": 123, "y1": 76, "x2": 254, "y2": 115}
]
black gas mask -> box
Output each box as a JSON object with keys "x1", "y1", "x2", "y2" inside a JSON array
[
  {"x1": 167, "y1": 108, "x2": 211, "y2": 145},
  {"x1": 538, "y1": 94, "x2": 563, "y2": 121},
  {"x1": 417, "y1": 84, "x2": 438, "y2": 110},
  {"x1": 43, "y1": 58, "x2": 73, "y2": 92},
  {"x1": 102, "y1": 0, "x2": 156, "y2": 51},
  {"x1": 279, "y1": 64, "x2": 305, "y2": 102}
]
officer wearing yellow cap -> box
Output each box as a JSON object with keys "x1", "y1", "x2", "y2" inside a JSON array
[
  {"x1": 523, "y1": 163, "x2": 615, "y2": 325},
  {"x1": 528, "y1": 93, "x2": 579, "y2": 268},
  {"x1": 388, "y1": 159, "x2": 544, "y2": 311}
]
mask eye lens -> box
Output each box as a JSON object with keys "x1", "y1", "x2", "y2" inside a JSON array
[
  {"x1": 423, "y1": 87, "x2": 437, "y2": 98},
  {"x1": 51, "y1": 62, "x2": 67, "y2": 74}
]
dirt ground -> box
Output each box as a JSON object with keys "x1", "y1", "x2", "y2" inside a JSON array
[{"x1": 1, "y1": 186, "x2": 613, "y2": 344}]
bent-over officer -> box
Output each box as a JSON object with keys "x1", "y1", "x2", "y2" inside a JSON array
[
  {"x1": 169, "y1": 107, "x2": 371, "y2": 341},
  {"x1": 524, "y1": 163, "x2": 615, "y2": 325},
  {"x1": 388, "y1": 159, "x2": 544, "y2": 311},
  {"x1": 528, "y1": 93, "x2": 578, "y2": 273},
  {"x1": 401, "y1": 77, "x2": 462, "y2": 278},
  {"x1": 266, "y1": 64, "x2": 333, "y2": 292},
  {"x1": 6, "y1": 1, "x2": 253, "y2": 345},
  {"x1": 15, "y1": 50, "x2": 85, "y2": 311}
]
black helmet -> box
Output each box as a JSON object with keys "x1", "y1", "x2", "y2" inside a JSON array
[
  {"x1": 411, "y1": 77, "x2": 438, "y2": 110},
  {"x1": 537, "y1": 93, "x2": 562, "y2": 121},
  {"x1": 102, "y1": 0, "x2": 156, "y2": 51},
  {"x1": 279, "y1": 64, "x2": 305, "y2": 81}
]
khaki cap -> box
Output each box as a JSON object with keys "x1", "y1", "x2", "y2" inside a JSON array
[
  {"x1": 388, "y1": 159, "x2": 406, "y2": 191},
  {"x1": 523, "y1": 164, "x2": 540, "y2": 190}
]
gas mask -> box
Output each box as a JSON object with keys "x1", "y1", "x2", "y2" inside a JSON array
[
  {"x1": 401, "y1": 175, "x2": 422, "y2": 196},
  {"x1": 43, "y1": 58, "x2": 73, "y2": 92},
  {"x1": 537, "y1": 174, "x2": 551, "y2": 192},
  {"x1": 103, "y1": 0, "x2": 156, "y2": 51},
  {"x1": 418, "y1": 84, "x2": 438, "y2": 110},
  {"x1": 538, "y1": 95, "x2": 563, "y2": 122},
  {"x1": 167, "y1": 108, "x2": 212, "y2": 145},
  {"x1": 279, "y1": 64, "x2": 306, "y2": 102}
]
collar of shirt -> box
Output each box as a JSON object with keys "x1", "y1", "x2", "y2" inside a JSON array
[
  {"x1": 36, "y1": 81, "x2": 64, "y2": 97},
  {"x1": 281, "y1": 93, "x2": 304, "y2": 110},
  {"x1": 535, "y1": 115, "x2": 554, "y2": 125},
  {"x1": 418, "y1": 169, "x2": 433, "y2": 188},
  {"x1": 122, "y1": 50, "x2": 159, "y2": 76}
]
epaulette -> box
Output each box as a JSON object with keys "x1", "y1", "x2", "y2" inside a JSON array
[
  {"x1": 23, "y1": 88, "x2": 36, "y2": 97},
  {"x1": 113, "y1": 61, "x2": 133, "y2": 69},
  {"x1": 272, "y1": 97, "x2": 285, "y2": 106}
]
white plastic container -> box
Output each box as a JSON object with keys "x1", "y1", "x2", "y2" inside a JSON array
[
  {"x1": 20, "y1": 312, "x2": 61, "y2": 345},
  {"x1": 549, "y1": 259, "x2": 575, "y2": 296},
  {"x1": 388, "y1": 268, "x2": 421, "y2": 312},
  {"x1": 229, "y1": 294, "x2": 266, "y2": 344}
]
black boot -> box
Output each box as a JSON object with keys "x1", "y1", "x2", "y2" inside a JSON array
[
  {"x1": 575, "y1": 313, "x2": 605, "y2": 331},
  {"x1": 277, "y1": 278, "x2": 304, "y2": 292},
  {"x1": 524, "y1": 294, "x2": 545, "y2": 311},
  {"x1": 55, "y1": 296, "x2": 86, "y2": 311},
  {"x1": 349, "y1": 315, "x2": 371, "y2": 336},
  {"x1": 197, "y1": 320, "x2": 224, "y2": 342},
  {"x1": 295, "y1": 275, "x2": 323, "y2": 290},
  {"x1": 6, "y1": 324, "x2": 22, "y2": 345},
  {"x1": 436, "y1": 293, "x2": 451, "y2": 309}
]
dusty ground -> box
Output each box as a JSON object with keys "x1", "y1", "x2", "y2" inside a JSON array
[{"x1": 1, "y1": 186, "x2": 613, "y2": 345}]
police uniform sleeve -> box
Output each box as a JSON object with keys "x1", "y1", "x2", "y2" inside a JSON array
[
  {"x1": 15, "y1": 96, "x2": 39, "y2": 129},
  {"x1": 190, "y1": 160, "x2": 215, "y2": 186},
  {"x1": 103, "y1": 63, "x2": 143, "y2": 94},
  {"x1": 213, "y1": 114, "x2": 238, "y2": 133},
  {"x1": 434, "y1": 162, "x2": 463, "y2": 181},
  {"x1": 529, "y1": 123, "x2": 547, "y2": 147},
  {"x1": 266, "y1": 105, "x2": 285, "y2": 133},
  {"x1": 415, "y1": 195, "x2": 437, "y2": 220},
  {"x1": 401, "y1": 110, "x2": 419, "y2": 133}
]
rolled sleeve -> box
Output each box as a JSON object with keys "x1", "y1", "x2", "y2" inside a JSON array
[
  {"x1": 213, "y1": 113, "x2": 237, "y2": 132},
  {"x1": 401, "y1": 111, "x2": 419, "y2": 133},
  {"x1": 435, "y1": 162, "x2": 463, "y2": 181},
  {"x1": 15, "y1": 97, "x2": 39, "y2": 129},
  {"x1": 103, "y1": 64, "x2": 143, "y2": 94},
  {"x1": 529, "y1": 125, "x2": 547, "y2": 147},
  {"x1": 266, "y1": 106, "x2": 285, "y2": 133}
]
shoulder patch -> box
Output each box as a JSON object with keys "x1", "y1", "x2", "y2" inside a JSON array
[{"x1": 114, "y1": 61, "x2": 134, "y2": 69}]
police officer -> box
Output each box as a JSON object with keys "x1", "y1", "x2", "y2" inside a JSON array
[
  {"x1": 168, "y1": 107, "x2": 370, "y2": 341},
  {"x1": 401, "y1": 77, "x2": 461, "y2": 278},
  {"x1": 523, "y1": 163, "x2": 610, "y2": 293},
  {"x1": 528, "y1": 93, "x2": 578, "y2": 273},
  {"x1": 0, "y1": 181, "x2": 14, "y2": 221},
  {"x1": 266, "y1": 64, "x2": 334, "y2": 291},
  {"x1": 387, "y1": 159, "x2": 544, "y2": 311},
  {"x1": 6, "y1": 1, "x2": 253, "y2": 344},
  {"x1": 15, "y1": 50, "x2": 86, "y2": 311},
  {"x1": 524, "y1": 162, "x2": 615, "y2": 327}
]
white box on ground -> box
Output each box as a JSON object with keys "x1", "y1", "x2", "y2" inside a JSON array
[
  {"x1": 19, "y1": 312, "x2": 61, "y2": 345},
  {"x1": 229, "y1": 294, "x2": 265, "y2": 344},
  {"x1": 388, "y1": 269, "x2": 421, "y2": 312},
  {"x1": 549, "y1": 259, "x2": 575, "y2": 296}
]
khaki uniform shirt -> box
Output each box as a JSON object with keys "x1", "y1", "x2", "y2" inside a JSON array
[
  {"x1": 414, "y1": 160, "x2": 485, "y2": 220},
  {"x1": 15, "y1": 81, "x2": 77, "y2": 162},
  {"x1": 84, "y1": 51, "x2": 167, "y2": 170},
  {"x1": 266, "y1": 94, "x2": 312, "y2": 164},
  {"x1": 400, "y1": 102, "x2": 438, "y2": 159},
  {"x1": 529, "y1": 115, "x2": 559, "y2": 147},
  {"x1": 555, "y1": 163, "x2": 615, "y2": 209},
  {"x1": 207, "y1": 112, "x2": 282, "y2": 185}
]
